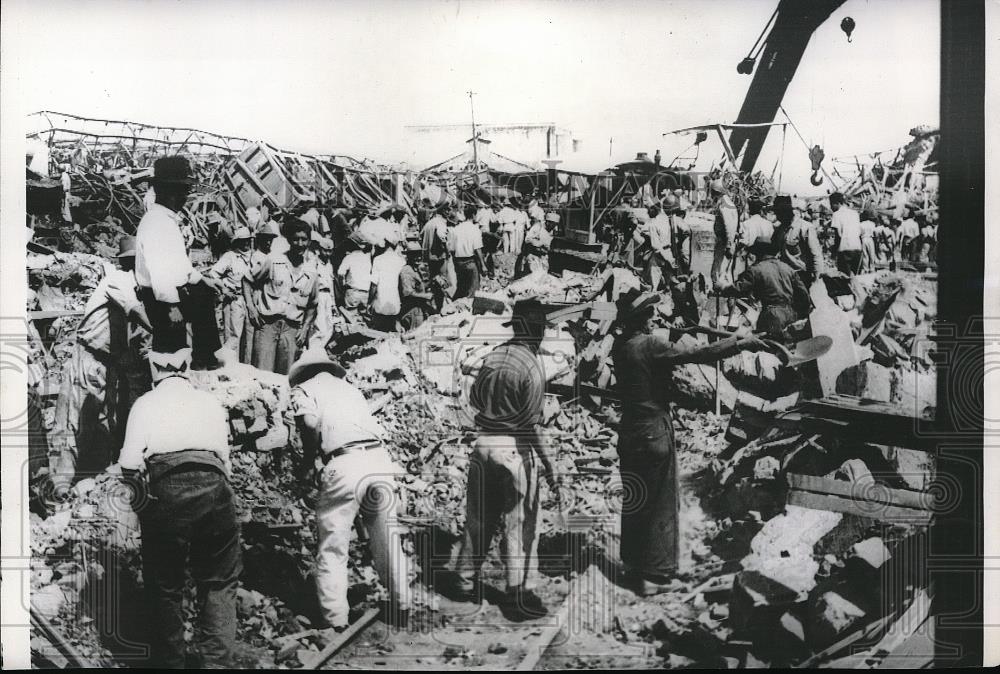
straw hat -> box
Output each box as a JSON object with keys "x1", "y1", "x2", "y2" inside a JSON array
[
  {"x1": 287, "y1": 349, "x2": 347, "y2": 387},
  {"x1": 231, "y1": 226, "x2": 253, "y2": 242}
]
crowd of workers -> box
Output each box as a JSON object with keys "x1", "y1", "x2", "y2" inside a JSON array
[{"x1": 40, "y1": 154, "x2": 937, "y2": 667}]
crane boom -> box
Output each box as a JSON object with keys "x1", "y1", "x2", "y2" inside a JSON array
[{"x1": 728, "y1": 0, "x2": 847, "y2": 173}]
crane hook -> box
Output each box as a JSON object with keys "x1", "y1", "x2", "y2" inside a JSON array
[
  {"x1": 840, "y1": 16, "x2": 856, "y2": 43},
  {"x1": 808, "y1": 144, "x2": 826, "y2": 186}
]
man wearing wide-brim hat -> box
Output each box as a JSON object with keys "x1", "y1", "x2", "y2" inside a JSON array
[
  {"x1": 453, "y1": 298, "x2": 560, "y2": 621},
  {"x1": 287, "y1": 349, "x2": 413, "y2": 630},
  {"x1": 134, "y1": 155, "x2": 223, "y2": 369},
  {"x1": 203, "y1": 226, "x2": 254, "y2": 359},
  {"x1": 717, "y1": 234, "x2": 811, "y2": 338},
  {"x1": 610, "y1": 290, "x2": 766, "y2": 596},
  {"x1": 49, "y1": 234, "x2": 153, "y2": 500}
]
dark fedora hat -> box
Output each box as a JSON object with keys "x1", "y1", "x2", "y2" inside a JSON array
[
  {"x1": 152, "y1": 155, "x2": 195, "y2": 186},
  {"x1": 502, "y1": 298, "x2": 551, "y2": 330}
]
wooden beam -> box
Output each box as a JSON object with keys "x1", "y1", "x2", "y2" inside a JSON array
[
  {"x1": 302, "y1": 607, "x2": 380, "y2": 669},
  {"x1": 786, "y1": 473, "x2": 932, "y2": 524},
  {"x1": 28, "y1": 310, "x2": 85, "y2": 320}
]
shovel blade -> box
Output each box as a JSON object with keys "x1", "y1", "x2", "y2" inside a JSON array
[{"x1": 786, "y1": 335, "x2": 834, "y2": 367}]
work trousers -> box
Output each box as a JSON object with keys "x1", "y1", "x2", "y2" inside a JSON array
[
  {"x1": 836, "y1": 249, "x2": 863, "y2": 275},
  {"x1": 756, "y1": 304, "x2": 799, "y2": 340},
  {"x1": 861, "y1": 238, "x2": 877, "y2": 272},
  {"x1": 482, "y1": 231, "x2": 501, "y2": 277},
  {"x1": 220, "y1": 295, "x2": 247, "y2": 357},
  {"x1": 315, "y1": 445, "x2": 411, "y2": 627},
  {"x1": 138, "y1": 460, "x2": 241, "y2": 668},
  {"x1": 252, "y1": 315, "x2": 300, "y2": 375},
  {"x1": 456, "y1": 434, "x2": 540, "y2": 591},
  {"x1": 139, "y1": 282, "x2": 221, "y2": 364},
  {"x1": 50, "y1": 344, "x2": 145, "y2": 488},
  {"x1": 453, "y1": 256, "x2": 480, "y2": 299},
  {"x1": 368, "y1": 312, "x2": 398, "y2": 333},
  {"x1": 309, "y1": 290, "x2": 335, "y2": 351},
  {"x1": 617, "y1": 413, "x2": 679, "y2": 579}
]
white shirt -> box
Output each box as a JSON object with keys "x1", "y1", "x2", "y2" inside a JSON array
[
  {"x1": 118, "y1": 377, "x2": 230, "y2": 473},
  {"x1": 832, "y1": 207, "x2": 863, "y2": 252},
  {"x1": 135, "y1": 203, "x2": 201, "y2": 303},
  {"x1": 338, "y1": 250, "x2": 372, "y2": 291},
  {"x1": 647, "y1": 213, "x2": 673, "y2": 252},
  {"x1": 370, "y1": 249, "x2": 405, "y2": 316},
  {"x1": 449, "y1": 220, "x2": 483, "y2": 258},
  {"x1": 741, "y1": 214, "x2": 773, "y2": 247},
  {"x1": 77, "y1": 268, "x2": 143, "y2": 354},
  {"x1": 292, "y1": 371, "x2": 386, "y2": 453}
]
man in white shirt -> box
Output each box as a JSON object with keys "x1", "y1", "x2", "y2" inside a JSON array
[
  {"x1": 897, "y1": 208, "x2": 921, "y2": 263},
  {"x1": 337, "y1": 235, "x2": 373, "y2": 316},
  {"x1": 709, "y1": 179, "x2": 740, "y2": 288},
  {"x1": 204, "y1": 226, "x2": 253, "y2": 357},
  {"x1": 135, "y1": 156, "x2": 222, "y2": 370},
  {"x1": 449, "y1": 204, "x2": 487, "y2": 298},
  {"x1": 830, "y1": 192, "x2": 863, "y2": 275},
  {"x1": 367, "y1": 234, "x2": 406, "y2": 332},
  {"x1": 118, "y1": 348, "x2": 240, "y2": 668},
  {"x1": 645, "y1": 204, "x2": 676, "y2": 290},
  {"x1": 289, "y1": 350, "x2": 413, "y2": 630},
  {"x1": 50, "y1": 236, "x2": 151, "y2": 498},
  {"x1": 498, "y1": 199, "x2": 519, "y2": 253},
  {"x1": 859, "y1": 209, "x2": 878, "y2": 273},
  {"x1": 421, "y1": 205, "x2": 450, "y2": 279}
]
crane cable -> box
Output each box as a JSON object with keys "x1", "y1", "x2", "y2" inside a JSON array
[
  {"x1": 779, "y1": 105, "x2": 839, "y2": 188},
  {"x1": 744, "y1": 6, "x2": 780, "y2": 62}
]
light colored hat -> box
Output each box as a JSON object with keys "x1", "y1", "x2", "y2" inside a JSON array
[
  {"x1": 709, "y1": 178, "x2": 725, "y2": 194},
  {"x1": 255, "y1": 220, "x2": 281, "y2": 238},
  {"x1": 288, "y1": 348, "x2": 347, "y2": 387},
  {"x1": 246, "y1": 206, "x2": 262, "y2": 227},
  {"x1": 545, "y1": 212, "x2": 561, "y2": 224},
  {"x1": 149, "y1": 348, "x2": 191, "y2": 384},
  {"x1": 383, "y1": 229, "x2": 401, "y2": 246},
  {"x1": 231, "y1": 226, "x2": 252, "y2": 241},
  {"x1": 117, "y1": 235, "x2": 137, "y2": 257},
  {"x1": 615, "y1": 291, "x2": 661, "y2": 322}
]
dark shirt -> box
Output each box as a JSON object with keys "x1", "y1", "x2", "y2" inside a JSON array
[
  {"x1": 612, "y1": 329, "x2": 743, "y2": 419},
  {"x1": 732, "y1": 256, "x2": 810, "y2": 315},
  {"x1": 470, "y1": 341, "x2": 545, "y2": 433}
]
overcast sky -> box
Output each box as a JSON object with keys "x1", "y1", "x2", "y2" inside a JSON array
[{"x1": 6, "y1": 0, "x2": 939, "y2": 194}]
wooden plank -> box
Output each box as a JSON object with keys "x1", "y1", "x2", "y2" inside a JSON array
[
  {"x1": 808, "y1": 285, "x2": 859, "y2": 397},
  {"x1": 787, "y1": 490, "x2": 932, "y2": 524},
  {"x1": 794, "y1": 613, "x2": 895, "y2": 668},
  {"x1": 516, "y1": 565, "x2": 593, "y2": 670},
  {"x1": 787, "y1": 473, "x2": 928, "y2": 510},
  {"x1": 302, "y1": 607, "x2": 380, "y2": 669},
  {"x1": 28, "y1": 310, "x2": 85, "y2": 320}
]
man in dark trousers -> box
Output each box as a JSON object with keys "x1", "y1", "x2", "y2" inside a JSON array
[
  {"x1": 717, "y1": 235, "x2": 812, "y2": 339},
  {"x1": 611, "y1": 291, "x2": 765, "y2": 595},
  {"x1": 118, "y1": 348, "x2": 241, "y2": 668},
  {"x1": 134, "y1": 155, "x2": 223, "y2": 370},
  {"x1": 454, "y1": 299, "x2": 559, "y2": 621}
]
